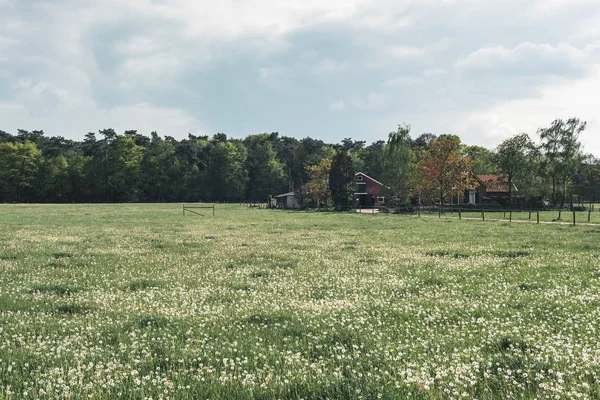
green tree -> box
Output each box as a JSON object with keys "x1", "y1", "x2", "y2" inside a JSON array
[
  {"x1": 105, "y1": 136, "x2": 143, "y2": 202},
  {"x1": 382, "y1": 124, "x2": 414, "y2": 203},
  {"x1": 361, "y1": 140, "x2": 385, "y2": 180},
  {"x1": 302, "y1": 158, "x2": 332, "y2": 208},
  {"x1": 209, "y1": 141, "x2": 248, "y2": 201},
  {"x1": 329, "y1": 148, "x2": 354, "y2": 210},
  {"x1": 494, "y1": 133, "x2": 535, "y2": 199},
  {"x1": 462, "y1": 145, "x2": 497, "y2": 175},
  {"x1": 244, "y1": 133, "x2": 286, "y2": 201},
  {"x1": 142, "y1": 136, "x2": 179, "y2": 202},
  {"x1": 0, "y1": 141, "x2": 42, "y2": 202},
  {"x1": 574, "y1": 155, "x2": 600, "y2": 205},
  {"x1": 539, "y1": 118, "x2": 585, "y2": 208}
]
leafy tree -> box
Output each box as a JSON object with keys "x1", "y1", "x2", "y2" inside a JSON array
[
  {"x1": 329, "y1": 148, "x2": 355, "y2": 210},
  {"x1": 360, "y1": 140, "x2": 385, "y2": 180},
  {"x1": 462, "y1": 145, "x2": 498, "y2": 175},
  {"x1": 382, "y1": 124, "x2": 414, "y2": 203},
  {"x1": 141, "y1": 137, "x2": 179, "y2": 202},
  {"x1": 494, "y1": 133, "x2": 535, "y2": 199},
  {"x1": 244, "y1": 133, "x2": 286, "y2": 201},
  {"x1": 0, "y1": 141, "x2": 42, "y2": 202},
  {"x1": 539, "y1": 118, "x2": 585, "y2": 208},
  {"x1": 209, "y1": 141, "x2": 248, "y2": 201},
  {"x1": 574, "y1": 155, "x2": 600, "y2": 205},
  {"x1": 302, "y1": 158, "x2": 332, "y2": 208},
  {"x1": 413, "y1": 136, "x2": 476, "y2": 206},
  {"x1": 105, "y1": 136, "x2": 143, "y2": 202}
]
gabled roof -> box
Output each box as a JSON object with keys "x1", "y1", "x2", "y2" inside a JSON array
[
  {"x1": 355, "y1": 172, "x2": 390, "y2": 189},
  {"x1": 275, "y1": 192, "x2": 298, "y2": 198},
  {"x1": 474, "y1": 174, "x2": 518, "y2": 193}
]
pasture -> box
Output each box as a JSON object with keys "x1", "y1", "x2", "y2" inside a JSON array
[{"x1": 1, "y1": 204, "x2": 599, "y2": 399}]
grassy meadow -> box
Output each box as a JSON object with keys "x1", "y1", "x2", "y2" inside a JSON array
[{"x1": 1, "y1": 204, "x2": 599, "y2": 399}]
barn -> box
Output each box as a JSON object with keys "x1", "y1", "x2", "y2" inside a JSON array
[{"x1": 353, "y1": 172, "x2": 389, "y2": 208}]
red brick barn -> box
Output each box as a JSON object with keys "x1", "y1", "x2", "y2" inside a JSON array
[{"x1": 353, "y1": 172, "x2": 389, "y2": 208}]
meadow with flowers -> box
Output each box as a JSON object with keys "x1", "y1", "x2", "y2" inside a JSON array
[{"x1": 1, "y1": 204, "x2": 599, "y2": 399}]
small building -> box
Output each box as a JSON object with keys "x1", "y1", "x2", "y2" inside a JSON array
[
  {"x1": 450, "y1": 174, "x2": 518, "y2": 205},
  {"x1": 353, "y1": 172, "x2": 389, "y2": 208},
  {"x1": 275, "y1": 191, "x2": 302, "y2": 209}
]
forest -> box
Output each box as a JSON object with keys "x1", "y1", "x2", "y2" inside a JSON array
[{"x1": 0, "y1": 118, "x2": 598, "y2": 207}]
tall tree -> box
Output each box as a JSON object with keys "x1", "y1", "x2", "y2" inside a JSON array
[
  {"x1": 244, "y1": 133, "x2": 286, "y2": 201},
  {"x1": 462, "y1": 145, "x2": 498, "y2": 175},
  {"x1": 539, "y1": 118, "x2": 585, "y2": 208},
  {"x1": 494, "y1": 133, "x2": 535, "y2": 199},
  {"x1": 361, "y1": 140, "x2": 385, "y2": 179},
  {"x1": 105, "y1": 135, "x2": 143, "y2": 202},
  {"x1": 413, "y1": 135, "x2": 476, "y2": 206},
  {"x1": 141, "y1": 137, "x2": 179, "y2": 202},
  {"x1": 574, "y1": 155, "x2": 600, "y2": 205},
  {"x1": 329, "y1": 148, "x2": 355, "y2": 210},
  {"x1": 0, "y1": 141, "x2": 42, "y2": 202},
  {"x1": 209, "y1": 141, "x2": 248, "y2": 201},
  {"x1": 381, "y1": 124, "x2": 414, "y2": 203},
  {"x1": 302, "y1": 158, "x2": 332, "y2": 208}
]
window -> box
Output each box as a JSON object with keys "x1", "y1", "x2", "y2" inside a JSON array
[{"x1": 356, "y1": 175, "x2": 363, "y2": 182}]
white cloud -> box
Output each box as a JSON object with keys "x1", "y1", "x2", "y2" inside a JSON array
[
  {"x1": 385, "y1": 76, "x2": 421, "y2": 86},
  {"x1": 329, "y1": 100, "x2": 345, "y2": 111},
  {"x1": 454, "y1": 42, "x2": 590, "y2": 75},
  {"x1": 314, "y1": 59, "x2": 349, "y2": 73},
  {"x1": 423, "y1": 68, "x2": 447, "y2": 78},
  {"x1": 455, "y1": 66, "x2": 600, "y2": 155},
  {"x1": 350, "y1": 92, "x2": 387, "y2": 110}
]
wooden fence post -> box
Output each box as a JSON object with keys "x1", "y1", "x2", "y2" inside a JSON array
[
  {"x1": 183, "y1": 204, "x2": 185, "y2": 216},
  {"x1": 537, "y1": 210, "x2": 540, "y2": 224},
  {"x1": 573, "y1": 210, "x2": 576, "y2": 226},
  {"x1": 589, "y1": 208, "x2": 592, "y2": 222},
  {"x1": 509, "y1": 211, "x2": 512, "y2": 222},
  {"x1": 482, "y1": 210, "x2": 485, "y2": 221}
]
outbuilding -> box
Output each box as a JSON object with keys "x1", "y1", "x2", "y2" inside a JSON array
[{"x1": 275, "y1": 191, "x2": 302, "y2": 209}]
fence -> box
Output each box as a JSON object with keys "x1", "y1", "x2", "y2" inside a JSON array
[
  {"x1": 416, "y1": 206, "x2": 598, "y2": 226},
  {"x1": 183, "y1": 204, "x2": 215, "y2": 216}
]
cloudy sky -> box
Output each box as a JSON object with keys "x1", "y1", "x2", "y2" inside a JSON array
[{"x1": 1, "y1": 0, "x2": 599, "y2": 154}]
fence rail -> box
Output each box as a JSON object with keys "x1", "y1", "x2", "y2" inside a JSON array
[
  {"x1": 183, "y1": 204, "x2": 215, "y2": 217},
  {"x1": 415, "y1": 206, "x2": 597, "y2": 225}
]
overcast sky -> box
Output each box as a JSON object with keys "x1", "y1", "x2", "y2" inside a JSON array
[{"x1": 1, "y1": 0, "x2": 598, "y2": 154}]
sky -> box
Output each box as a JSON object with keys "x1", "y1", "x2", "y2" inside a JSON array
[{"x1": 0, "y1": 0, "x2": 599, "y2": 155}]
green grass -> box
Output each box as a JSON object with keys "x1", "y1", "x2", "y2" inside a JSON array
[{"x1": 0, "y1": 204, "x2": 599, "y2": 399}]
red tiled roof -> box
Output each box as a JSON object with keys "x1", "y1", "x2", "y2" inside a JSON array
[{"x1": 476, "y1": 174, "x2": 513, "y2": 193}]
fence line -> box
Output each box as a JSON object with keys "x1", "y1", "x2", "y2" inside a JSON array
[
  {"x1": 414, "y1": 206, "x2": 599, "y2": 226},
  {"x1": 183, "y1": 204, "x2": 215, "y2": 217}
]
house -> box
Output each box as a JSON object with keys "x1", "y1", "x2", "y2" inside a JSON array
[
  {"x1": 450, "y1": 174, "x2": 517, "y2": 205},
  {"x1": 353, "y1": 172, "x2": 389, "y2": 208},
  {"x1": 275, "y1": 191, "x2": 302, "y2": 209}
]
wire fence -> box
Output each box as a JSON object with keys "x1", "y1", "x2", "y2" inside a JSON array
[{"x1": 413, "y1": 206, "x2": 599, "y2": 225}]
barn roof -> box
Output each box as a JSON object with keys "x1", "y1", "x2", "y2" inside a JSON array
[
  {"x1": 275, "y1": 192, "x2": 297, "y2": 198},
  {"x1": 475, "y1": 174, "x2": 518, "y2": 192},
  {"x1": 355, "y1": 172, "x2": 390, "y2": 189}
]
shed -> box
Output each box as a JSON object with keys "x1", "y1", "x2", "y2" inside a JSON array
[{"x1": 275, "y1": 192, "x2": 302, "y2": 209}]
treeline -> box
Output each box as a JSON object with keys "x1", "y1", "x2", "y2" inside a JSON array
[{"x1": 0, "y1": 119, "x2": 599, "y2": 206}]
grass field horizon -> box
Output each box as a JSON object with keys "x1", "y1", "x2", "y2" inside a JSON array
[{"x1": 1, "y1": 204, "x2": 599, "y2": 399}]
